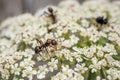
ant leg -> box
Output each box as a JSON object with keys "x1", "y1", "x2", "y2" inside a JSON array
[
  {"x1": 50, "y1": 45, "x2": 56, "y2": 50},
  {"x1": 44, "y1": 47, "x2": 50, "y2": 59},
  {"x1": 36, "y1": 38, "x2": 43, "y2": 45},
  {"x1": 54, "y1": 45, "x2": 57, "y2": 51},
  {"x1": 37, "y1": 52, "x2": 44, "y2": 59},
  {"x1": 44, "y1": 47, "x2": 48, "y2": 53},
  {"x1": 43, "y1": 11, "x2": 51, "y2": 17},
  {"x1": 38, "y1": 53, "x2": 42, "y2": 57}
]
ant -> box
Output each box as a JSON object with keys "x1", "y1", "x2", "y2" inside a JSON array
[
  {"x1": 41, "y1": 7, "x2": 57, "y2": 33},
  {"x1": 39, "y1": 7, "x2": 57, "y2": 24},
  {"x1": 34, "y1": 38, "x2": 58, "y2": 55},
  {"x1": 95, "y1": 16, "x2": 108, "y2": 31},
  {"x1": 44, "y1": 7, "x2": 56, "y2": 24}
]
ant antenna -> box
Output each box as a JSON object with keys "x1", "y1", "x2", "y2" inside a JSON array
[{"x1": 36, "y1": 38, "x2": 43, "y2": 45}]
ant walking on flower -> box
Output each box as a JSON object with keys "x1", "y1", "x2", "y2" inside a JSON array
[
  {"x1": 43, "y1": 7, "x2": 57, "y2": 33},
  {"x1": 47, "y1": 7, "x2": 57, "y2": 24},
  {"x1": 42, "y1": 7, "x2": 57, "y2": 24},
  {"x1": 35, "y1": 38, "x2": 57, "y2": 54},
  {"x1": 34, "y1": 36, "x2": 58, "y2": 58}
]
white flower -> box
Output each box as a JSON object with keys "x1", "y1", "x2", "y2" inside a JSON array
[
  {"x1": 37, "y1": 72, "x2": 46, "y2": 79},
  {"x1": 1, "y1": 69, "x2": 10, "y2": 79},
  {"x1": 37, "y1": 65, "x2": 49, "y2": 79},
  {"x1": 74, "y1": 63, "x2": 88, "y2": 74},
  {"x1": 96, "y1": 50, "x2": 104, "y2": 57},
  {"x1": 98, "y1": 59, "x2": 107, "y2": 67},
  {"x1": 48, "y1": 58, "x2": 58, "y2": 72},
  {"x1": 102, "y1": 43, "x2": 116, "y2": 54},
  {"x1": 70, "y1": 35, "x2": 79, "y2": 44},
  {"x1": 105, "y1": 54, "x2": 120, "y2": 67},
  {"x1": 20, "y1": 58, "x2": 35, "y2": 68},
  {"x1": 96, "y1": 76, "x2": 101, "y2": 80},
  {"x1": 89, "y1": 57, "x2": 99, "y2": 73},
  {"x1": 10, "y1": 63, "x2": 21, "y2": 75},
  {"x1": 52, "y1": 65, "x2": 84, "y2": 80},
  {"x1": 82, "y1": 46, "x2": 96, "y2": 58},
  {"x1": 62, "y1": 40, "x2": 73, "y2": 48},
  {"x1": 106, "y1": 68, "x2": 120, "y2": 80},
  {"x1": 81, "y1": 19, "x2": 90, "y2": 28},
  {"x1": 22, "y1": 67, "x2": 36, "y2": 80}
]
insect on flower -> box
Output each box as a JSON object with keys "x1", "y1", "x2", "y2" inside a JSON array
[
  {"x1": 96, "y1": 16, "x2": 108, "y2": 25},
  {"x1": 48, "y1": 7, "x2": 56, "y2": 24},
  {"x1": 42, "y1": 7, "x2": 57, "y2": 33},
  {"x1": 34, "y1": 38, "x2": 58, "y2": 55},
  {"x1": 95, "y1": 16, "x2": 108, "y2": 31}
]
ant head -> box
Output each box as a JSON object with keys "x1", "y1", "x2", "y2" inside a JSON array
[
  {"x1": 51, "y1": 39, "x2": 57, "y2": 45},
  {"x1": 35, "y1": 46, "x2": 42, "y2": 54},
  {"x1": 48, "y1": 7, "x2": 53, "y2": 13}
]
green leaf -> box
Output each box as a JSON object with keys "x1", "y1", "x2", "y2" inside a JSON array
[
  {"x1": 96, "y1": 37, "x2": 111, "y2": 46},
  {"x1": 17, "y1": 41, "x2": 27, "y2": 51},
  {"x1": 84, "y1": 69, "x2": 89, "y2": 80},
  {"x1": 68, "y1": 60, "x2": 77, "y2": 67},
  {"x1": 105, "y1": 11, "x2": 111, "y2": 19},
  {"x1": 77, "y1": 20, "x2": 81, "y2": 25},
  {"x1": 112, "y1": 55, "x2": 120, "y2": 61},
  {"x1": 87, "y1": 69, "x2": 97, "y2": 80},
  {"x1": 115, "y1": 45, "x2": 120, "y2": 56},
  {"x1": 100, "y1": 67, "x2": 107, "y2": 79},
  {"x1": 8, "y1": 74, "x2": 14, "y2": 80},
  {"x1": 17, "y1": 41, "x2": 33, "y2": 51},
  {"x1": 82, "y1": 55, "x2": 92, "y2": 67},
  {"x1": 76, "y1": 36, "x2": 91, "y2": 48},
  {"x1": 63, "y1": 30, "x2": 71, "y2": 39}
]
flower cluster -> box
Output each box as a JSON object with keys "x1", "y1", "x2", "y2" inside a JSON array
[{"x1": 0, "y1": 0, "x2": 120, "y2": 80}]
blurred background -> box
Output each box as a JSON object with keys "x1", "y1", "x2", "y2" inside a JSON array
[{"x1": 0, "y1": 0, "x2": 115, "y2": 22}]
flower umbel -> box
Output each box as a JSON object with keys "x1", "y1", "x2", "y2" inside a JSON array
[{"x1": 0, "y1": 0, "x2": 120, "y2": 80}]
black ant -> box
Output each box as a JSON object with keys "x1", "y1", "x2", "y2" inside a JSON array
[
  {"x1": 40, "y1": 7, "x2": 56, "y2": 24},
  {"x1": 34, "y1": 38, "x2": 58, "y2": 55},
  {"x1": 95, "y1": 16, "x2": 108, "y2": 31},
  {"x1": 48, "y1": 7, "x2": 56, "y2": 24},
  {"x1": 42, "y1": 7, "x2": 57, "y2": 33}
]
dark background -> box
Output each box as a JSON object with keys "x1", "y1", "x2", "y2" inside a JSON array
[{"x1": 0, "y1": 0, "x2": 116, "y2": 22}]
